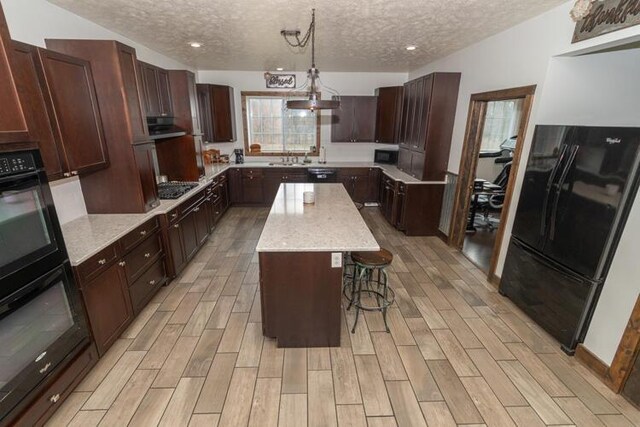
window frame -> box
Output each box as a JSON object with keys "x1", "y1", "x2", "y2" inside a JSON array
[{"x1": 240, "y1": 91, "x2": 321, "y2": 157}]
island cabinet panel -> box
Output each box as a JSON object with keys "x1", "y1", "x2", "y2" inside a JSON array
[
  {"x1": 12, "y1": 42, "x2": 109, "y2": 179},
  {"x1": 375, "y1": 86, "x2": 403, "y2": 144},
  {"x1": 260, "y1": 252, "x2": 343, "y2": 347},
  {"x1": 331, "y1": 96, "x2": 377, "y2": 142},
  {"x1": 0, "y1": 4, "x2": 30, "y2": 144},
  {"x1": 45, "y1": 39, "x2": 159, "y2": 213},
  {"x1": 75, "y1": 219, "x2": 168, "y2": 355},
  {"x1": 196, "y1": 83, "x2": 236, "y2": 143}
]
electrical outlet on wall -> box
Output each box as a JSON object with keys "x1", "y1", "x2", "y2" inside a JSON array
[{"x1": 331, "y1": 252, "x2": 343, "y2": 268}]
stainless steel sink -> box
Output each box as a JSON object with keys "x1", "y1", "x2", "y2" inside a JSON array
[{"x1": 268, "y1": 162, "x2": 307, "y2": 167}]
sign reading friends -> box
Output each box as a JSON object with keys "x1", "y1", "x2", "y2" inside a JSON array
[
  {"x1": 264, "y1": 72, "x2": 296, "y2": 89},
  {"x1": 572, "y1": 0, "x2": 640, "y2": 43}
]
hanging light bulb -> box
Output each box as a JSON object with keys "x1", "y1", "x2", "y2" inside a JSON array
[{"x1": 281, "y1": 9, "x2": 340, "y2": 110}]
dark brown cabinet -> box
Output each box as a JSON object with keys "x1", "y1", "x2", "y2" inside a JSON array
[
  {"x1": 133, "y1": 142, "x2": 160, "y2": 211},
  {"x1": 196, "y1": 84, "x2": 236, "y2": 143},
  {"x1": 168, "y1": 70, "x2": 201, "y2": 135},
  {"x1": 338, "y1": 168, "x2": 379, "y2": 203},
  {"x1": 11, "y1": 41, "x2": 109, "y2": 179},
  {"x1": 228, "y1": 168, "x2": 243, "y2": 204},
  {"x1": 397, "y1": 72, "x2": 460, "y2": 181},
  {"x1": 242, "y1": 174, "x2": 264, "y2": 204},
  {"x1": 263, "y1": 169, "x2": 308, "y2": 203},
  {"x1": 375, "y1": 86, "x2": 403, "y2": 144},
  {"x1": 331, "y1": 96, "x2": 377, "y2": 142},
  {"x1": 193, "y1": 199, "x2": 210, "y2": 247},
  {"x1": 139, "y1": 61, "x2": 173, "y2": 117},
  {"x1": 0, "y1": 5, "x2": 29, "y2": 144},
  {"x1": 167, "y1": 220, "x2": 186, "y2": 275},
  {"x1": 79, "y1": 260, "x2": 132, "y2": 356},
  {"x1": 45, "y1": 40, "x2": 159, "y2": 213},
  {"x1": 75, "y1": 218, "x2": 167, "y2": 354}
]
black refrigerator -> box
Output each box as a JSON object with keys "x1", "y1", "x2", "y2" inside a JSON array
[{"x1": 500, "y1": 125, "x2": 640, "y2": 354}]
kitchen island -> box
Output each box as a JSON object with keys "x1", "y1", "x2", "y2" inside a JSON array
[{"x1": 256, "y1": 183, "x2": 379, "y2": 347}]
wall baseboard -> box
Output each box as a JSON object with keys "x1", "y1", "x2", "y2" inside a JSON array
[
  {"x1": 488, "y1": 273, "x2": 501, "y2": 287},
  {"x1": 575, "y1": 344, "x2": 611, "y2": 385}
]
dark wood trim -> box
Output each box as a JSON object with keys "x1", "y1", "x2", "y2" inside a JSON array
[
  {"x1": 240, "y1": 90, "x2": 321, "y2": 157},
  {"x1": 606, "y1": 295, "x2": 640, "y2": 392},
  {"x1": 488, "y1": 272, "x2": 501, "y2": 287},
  {"x1": 575, "y1": 344, "x2": 609, "y2": 380},
  {"x1": 436, "y1": 229, "x2": 449, "y2": 245},
  {"x1": 449, "y1": 85, "x2": 537, "y2": 281}
]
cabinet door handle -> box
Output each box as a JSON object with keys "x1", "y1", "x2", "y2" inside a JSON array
[
  {"x1": 194, "y1": 207, "x2": 200, "y2": 212},
  {"x1": 174, "y1": 224, "x2": 180, "y2": 228},
  {"x1": 149, "y1": 280, "x2": 156, "y2": 285},
  {"x1": 144, "y1": 253, "x2": 151, "y2": 258},
  {"x1": 49, "y1": 393, "x2": 61, "y2": 404},
  {"x1": 63, "y1": 172, "x2": 71, "y2": 177},
  {"x1": 171, "y1": 213, "x2": 178, "y2": 218},
  {"x1": 215, "y1": 211, "x2": 220, "y2": 215},
  {"x1": 206, "y1": 197, "x2": 212, "y2": 201},
  {"x1": 118, "y1": 261, "x2": 126, "y2": 267},
  {"x1": 98, "y1": 258, "x2": 106, "y2": 265},
  {"x1": 140, "y1": 230, "x2": 147, "y2": 236},
  {"x1": 39, "y1": 362, "x2": 52, "y2": 374}
]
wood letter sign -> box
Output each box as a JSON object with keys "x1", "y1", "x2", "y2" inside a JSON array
[
  {"x1": 573, "y1": 0, "x2": 640, "y2": 43},
  {"x1": 264, "y1": 72, "x2": 296, "y2": 89}
]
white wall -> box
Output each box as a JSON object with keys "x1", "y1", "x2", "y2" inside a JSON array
[
  {"x1": 409, "y1": 0, "x2": 640, "y2": 365},
  {"x1": 1, "y1": 0, "x2": 189, "y2": 224},
  {"x1": 197, "y1": 70, "x2": 407, "y2": 162}
]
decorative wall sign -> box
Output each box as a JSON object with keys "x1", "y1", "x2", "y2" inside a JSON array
[
  {"x1": 264, "y1": 72, "x2": 296, "y2": 89},
  {"x1": 572, "y1": 0, "x2": 640, "y2": 43}
]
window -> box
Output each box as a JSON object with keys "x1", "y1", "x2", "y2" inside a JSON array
[
  {"x1": 241, "y1": 91, "x2": 320, "y2": 156},
  {"x1": 480, "y1": 99, "x2": 523, "y2": 152}
]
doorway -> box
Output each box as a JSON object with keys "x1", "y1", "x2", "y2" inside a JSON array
[{"x1": 449, "y1": 86, "x2": 536, "y2": 280}]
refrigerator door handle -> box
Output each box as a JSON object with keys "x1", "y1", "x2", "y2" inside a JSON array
[
  {"x1": 540, "y1": 144, "x2": 569, "y2": 236},
  {"x1": 549, "y1": 146, "x2": 580, "y2": 241}
]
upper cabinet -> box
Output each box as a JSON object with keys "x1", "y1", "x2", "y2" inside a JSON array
[
  {"x1": 397, "y1": 72, "x2": 461, "y2": 181},
  {"x1": 0, "y1": 5, "x2": 29, "y2": 143},
  {"x1": 168, "y1": 70, "x2": 200, "y2": 135},
  {"x1": 374, "y1": 86, "x2": 403, "y2": 144},
  {"x1": 45, "y1": 39, "x2": 159, "y2": 213},
  {"x1": 11, "y1": 41, "x2": 109, "y2": 179},
  {"x1": 139, "y1": 61, "x2": 173, "y2": 117},
  {"x1": 196, "y1": 84, "x2": 236, "y2": 143},
  {"x1": 331, "y1": 96, "x2": 377, "y2": 142}
]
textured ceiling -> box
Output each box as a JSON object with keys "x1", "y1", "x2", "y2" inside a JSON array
[{"x1": 46, "y1": 0, "x2": 566, "y2": 72}]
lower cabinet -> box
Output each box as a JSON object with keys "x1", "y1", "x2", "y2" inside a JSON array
[
  {"x1": 338, "y1": 168, "x2": 380, "y2": 204},
  {"x1": 74, "y1": 218, "x2": 167, "y2": 356},
  {"x1": 379, "y1": 174, "x2": 444, "y2": 236},
  {"x1": 263, "y1": 169, "x2": 308, "y2": 204},
  {"x1": 80, "y1": 262, "x2": 132, "y2": 356}
]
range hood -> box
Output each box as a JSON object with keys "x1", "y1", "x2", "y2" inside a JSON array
[{"x1": 147, "y1": 116, "x2": 186, "y2": 140}]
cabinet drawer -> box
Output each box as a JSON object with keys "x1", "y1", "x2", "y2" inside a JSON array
[
  {"x1": 121, "y1": 217, "x2": 159, "y2": 253},
  {"x1": 12, "y1": 343, "x2": 97, "y2": 427},
  {"x1": 76, "y1": 243, "x2": 119, "y2": 283},
  {"x1": 129, "y1": 257, "x2": 167, "y2": 314},
  {"x1": 212, "y1": 198, "x2": 224, "y2": 224},
  {"x1": 167, "y1": 206, "x2": 180, "y2": 224},
  {"x1": 181, "y1": 190, "x2": 206, "y2": 215},
  {"x1": 124, "y1": 232, "x2": 163, "y2": 282},
  {"x1": 241, "y1": 168, "x2": 263, "y2": 177}
]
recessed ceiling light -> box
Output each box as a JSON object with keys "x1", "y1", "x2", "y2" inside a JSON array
[
  {"x1": 405, "y1": 45, "x2": 417, "y2": 51},
  {"x1": 190, "y1": 42, "x2": 202, "y2": 48},
  {"x1": 276, "y1": 67, "x2": 284, "y2": 71}
]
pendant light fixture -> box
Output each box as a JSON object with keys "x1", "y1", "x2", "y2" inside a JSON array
[{"x1": 281, "y1": 9, "x2": 340, "y2": 111}]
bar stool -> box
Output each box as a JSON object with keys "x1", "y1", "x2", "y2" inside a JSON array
[{"x1": 344, "y1": 248, "x2": 395, "y2": 333}]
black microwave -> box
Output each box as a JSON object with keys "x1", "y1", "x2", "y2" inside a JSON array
[{"x1": 374, "y1": 149, "x2": 399, "y2": 165}]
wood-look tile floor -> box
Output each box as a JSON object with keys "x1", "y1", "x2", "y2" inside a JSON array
[{"x1": 47, "y1": 207, "x2": 640, "y2": 427}]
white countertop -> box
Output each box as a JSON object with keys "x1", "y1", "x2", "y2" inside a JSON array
[
  {"x1": 256, "y1": 183, "x2": 380, "y2": 253},
  {"x1": 61, "y1": 162, "x2": 427, "y2": 265}
]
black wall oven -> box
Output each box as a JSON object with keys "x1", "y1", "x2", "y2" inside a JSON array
[{"x1": 0, "y1": 148, "x2": 89, "y2": 423}]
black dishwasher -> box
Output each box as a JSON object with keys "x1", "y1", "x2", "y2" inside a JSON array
[{"x1": 307, "y1": 168, "x2": 337, "y2": 183}]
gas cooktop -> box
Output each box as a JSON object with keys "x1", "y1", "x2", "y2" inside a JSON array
[{"x1": 157, "y1": 182, "x2": 199, "y2": 200}]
